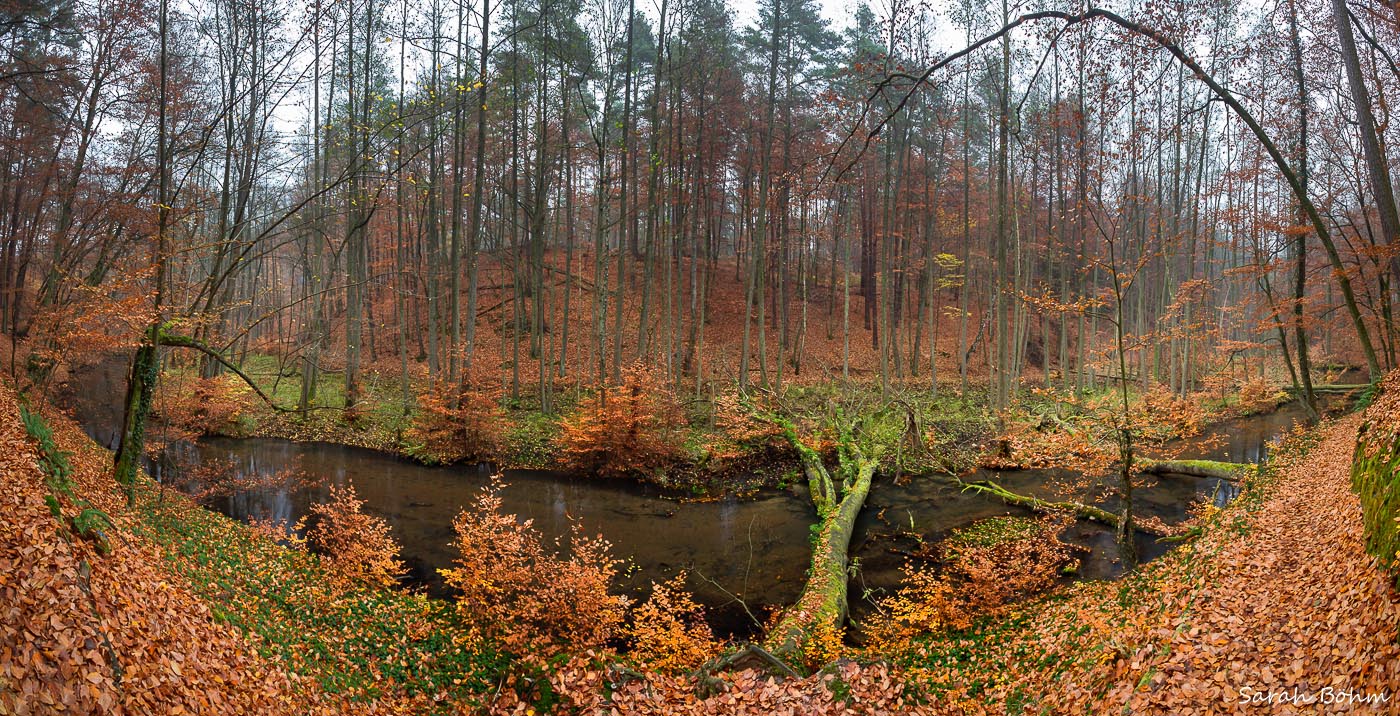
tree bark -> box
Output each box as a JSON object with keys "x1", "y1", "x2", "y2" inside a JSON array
[
  {"x1": 1137, "y1": 458, "x2": 1250, "y2": 482},
  {"x1": 1331, "y1": 0, "x2": 1400, "y2": 289},
  {"x1": 761, "y1": 412, "x2": 880, "y2": 661}
]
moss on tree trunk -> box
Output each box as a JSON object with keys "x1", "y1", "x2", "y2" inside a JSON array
[
  {"x1": 1138, "y1": 458, "x2": 1251, "y2": 482},
  {"x1": 757, "y1": 408, "x2": 882, "y2": 663},
  {"x1": 113, "y1": 341, "x2": 158, "y2": 503},
  {"x1": 765, "y1": 456, "x2": 876, "y2": 659},
  {"x1": 960, "y1": 479, "x2": 1173, "y2": 538}
]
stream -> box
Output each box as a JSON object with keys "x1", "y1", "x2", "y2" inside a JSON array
[{"x1": 59, "y1": 360, "x2": 1318, "y2": 639}]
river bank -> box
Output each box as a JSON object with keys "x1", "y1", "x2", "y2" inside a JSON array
[
  {"x1": 13, "y1": 369, "x2": 1393, "y2": 714},
  {"x1": 54, "y1": 353, "x2": 1325, "y2": 641}
]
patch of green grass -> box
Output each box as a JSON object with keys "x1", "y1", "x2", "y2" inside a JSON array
[
  {"x1": 501, "y1": 410, "x2": 561, "y2": 469},
  {"x1": 946, "y1": 516, "x2": 1042, "y2": 551},
  {"x1": 21, "y1": 402, "x2": 112, "y2": 550},
  {"x1": 131, "y1": 485, "x2": 506, "y2": 709}
]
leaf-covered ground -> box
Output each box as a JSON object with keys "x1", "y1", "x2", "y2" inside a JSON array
[
  {"x1": 0, "y1": 382, "x2": 498, "y2": 714},
  {"x1": 898, "y1": 413, "x2": 1400, "y2": 714},
  {"x1": 0, "y1": 384, "x2": 331, "y2": 714},
  {"x1": 6, "y1": 376, "x2": 1400, "y2": 714}
]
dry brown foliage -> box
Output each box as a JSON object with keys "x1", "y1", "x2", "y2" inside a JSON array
[
  {"x1": 302, "y1": 483, "x2": 406, "y2": 588},
  {"x1": 558, "y1": 364, "x2": 683, "y2": 477},
  {"x1": 0, "y1": 382, "x2": 380, "y2": 715},
  {"x1": 439, "y1": 478, "x2": 628, "y2": 658},
  {"x1": 486, "y1": 655, "x2": 939, "y2": 715},
  {"x1": 1234, "y1": 377, "x2": 1286, "y2": 415},
  {"x1": 405, "y1": 379, "x2": 506, "y2": 463},
  {"x1": 867, "y1": 516, "x2": 1078, "y2": 652},
  {"x1": 151, "y1": 372, "x2": 249, "y2": 447}
]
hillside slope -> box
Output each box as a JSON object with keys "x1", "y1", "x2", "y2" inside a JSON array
[
  {"x1": 908, "y1": 412, "x2": 1400, "y2": 714},
  {"x1": 0, "y1": 384, "x2": 375, "y2": 715},
  {"x1": 6, "y1": 374, "x2": 1400, "y2": 714}
]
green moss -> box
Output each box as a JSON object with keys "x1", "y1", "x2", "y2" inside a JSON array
[
  {"x1": 22, "y1": 403, "x2": 112, "y2": 551},
  {"x1": 946, "y1": 516, "x2": 1042, "y2": 551},
  {"x1": 1352, "y1": 423, "x2": 1400, "y2": 586}
]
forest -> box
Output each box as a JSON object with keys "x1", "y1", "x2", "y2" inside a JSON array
[{"x1": 3, "y1": 0, "x2": 1400, "y2": 712}]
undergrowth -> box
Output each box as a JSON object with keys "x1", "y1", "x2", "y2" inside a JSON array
[{"x1": 130, "y1": 484, "x2": 507, "y2": 710}]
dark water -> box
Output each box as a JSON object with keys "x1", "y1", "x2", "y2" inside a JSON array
[
  {"x1": 59, "y1": 359, "x2": 1313, "y2": 638},
  {"x1": 1177, "y1": 406, "x2": 1309, "y2": 464}
]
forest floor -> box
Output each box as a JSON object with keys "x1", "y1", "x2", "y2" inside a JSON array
[
  {"x1": 899, "y1": 412, "x2": 1400, "y2": 714},
  {"x1": 8, "y1": 370, "x2": 1398, "y2": 713}
]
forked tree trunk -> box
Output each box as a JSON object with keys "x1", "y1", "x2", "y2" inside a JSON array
[{"x1": 763, "y1": 419, "x2": 880, "y2": 661}]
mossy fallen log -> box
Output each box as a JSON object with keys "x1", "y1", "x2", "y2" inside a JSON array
[
  {"x1": 1137, "y1": 458, "x2": 1252, "y2": 482},
  {"x1": 1285, "y1": 383, "x2": 1369, "y2": 394},
  {"x1": 751, "y1": 403, "x2": 883, "y2": 663},
  {"x1": 763, "y1": 455, "x2": 878, "y2": 660},
  {"x1": 959, "y1": 480, "x2": 1171, "y2": 538}
]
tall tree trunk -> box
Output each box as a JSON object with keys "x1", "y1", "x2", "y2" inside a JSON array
[{"x1": 1331, "y1": 0, "x2": 1400, "y2": 292}]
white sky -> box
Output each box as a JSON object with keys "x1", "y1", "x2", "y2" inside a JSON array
[{"x1": 722, "y1": 0, "x2": 970, "y2": 60}]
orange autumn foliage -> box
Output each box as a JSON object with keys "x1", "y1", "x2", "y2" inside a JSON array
[
  {"x1": 865, "y1": 565, "x2": 968, "y2": 651},
  {"x1": 440, "y1": 478, "x2": 628, "y2": 658},
  {"x1": 303, "y1": 483, "x2": 406, "y2": 588},
  {"x1": 990, "y1": 386, "x2": 1207, "y2": 471},
  {"x1": 151, "y1": 373, "x2": 249, "y2": 445},
  {"x1": 1234, "y1": 377, "x2": 1287, "y2": 416},
  {"x1": 626, "y1": 572, "x2": 721, "y2": 672},
  {"x1": 868, "y1": 516, "x2": 1077, "y2": 651},
  {"x1": 558, "y1": 364, "x2": 683, "y2": 477},
  {"x1": 947, "y1": 518, "x2": 1077, "y2": 610},
  {"x1": 0, "y1": 383, "x2": 367, "y2": 715},
  {"x1": 1130, "y1": 386, "x2": 1207, "y2": 443},
  {"x1": 406, "y1": 380, "x2": 505, "y2": 464}
]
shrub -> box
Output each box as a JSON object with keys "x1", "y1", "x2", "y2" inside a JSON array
[
  {"x1": 302, "y1": 483, "x2": 405, "y2": 588},
  {"x1": 406, "y1": 380, "x2": 505, "y2": 464},
  {"x1": 1132, "y1": 386, "x2": 1207, "y2": 442},
  {"x1": 867, "y1": 516, "x2": 1077, "y2": 651},
  {"x1": 946, "y1": 516, "x2": 1076, "y2": 610},
  {"x1": 152, "y1": 373, "x2": 249, "y2": 444},
  {"x1": 865, "y1": 563, "x2": 967, "y2": 652},
  {"x1": 558, "y1": 364, "x2": 682, "y2": 477},
  {"x1": 1235, "y1": 378, "x2": 1286, "y2": 416},
  {"x1": 439, "y1": 478, "x2": 628, "y2": 658},
  {"x1": 626, "y1": 572, "x2": 720, "y2": 672}
]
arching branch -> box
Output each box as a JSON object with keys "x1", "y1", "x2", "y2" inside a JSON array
[
  {"x1": 830, "y1": 6, "x2": 1381, "y2": 380},
  {"x1": 155, "y1": 330, "x2": 317, "y2": 413}
]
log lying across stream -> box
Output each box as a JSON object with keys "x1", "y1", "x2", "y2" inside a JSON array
[
  {"x1": 959, "y1": 456, "x2": 1254, "y2": 539},
  {"x1": 1284, "y1": 383, "x2": 1369, "y2": 395},
  {"x1": 1136, "y1": 458, "x2": 1253, "y2": 482},
  {"x1": 957, "y1": 480, "x2": 1158, "y2": 534},
  {"x1": 758, "y1": 409, "x2": 883, "y2": 663}
]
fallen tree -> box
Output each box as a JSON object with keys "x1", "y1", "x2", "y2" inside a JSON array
[
  {"x1": 959, "y1": 479, "x2": 1171, "y2": 538},
  {"x1": 1285, "y1": 383, "x2": 1368, "y2": 395},
  {"x1": 754, "y1": 404, "x2": 886, "y2": 663},
  {"x1": 1137, "y1": 458, "x2": 1253, "y2": 482}
]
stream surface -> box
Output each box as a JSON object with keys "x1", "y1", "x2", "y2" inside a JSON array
[{"x1": 61, "y1": 360, "x2": 1318, "y2": 638}]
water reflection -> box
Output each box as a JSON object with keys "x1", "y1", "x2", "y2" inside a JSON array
[{"x1": 62, "y1": 357, "x2": 1316, "y2": 638}]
